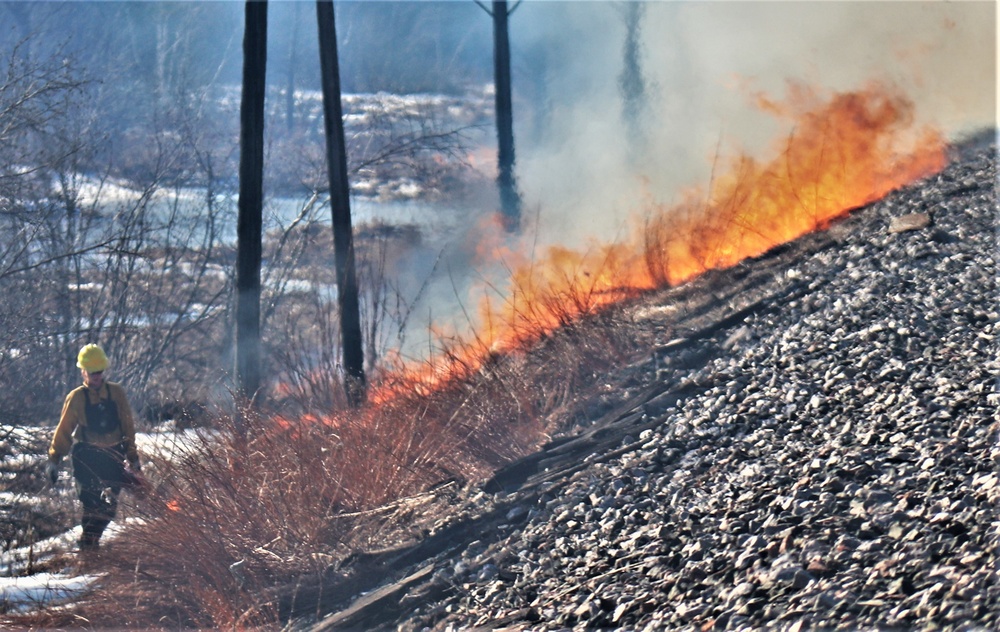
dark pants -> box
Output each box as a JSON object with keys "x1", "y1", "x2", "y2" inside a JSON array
[{"x1": 71, "y1": 442, "x2": 125, "y2": 549}]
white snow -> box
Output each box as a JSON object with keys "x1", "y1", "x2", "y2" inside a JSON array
[
  {"x1": 0, "y1": 526, "x2": 98, "y2": 613},
  {"x1": 0, "y1": 571, "x2": 97, "y2": 613}
]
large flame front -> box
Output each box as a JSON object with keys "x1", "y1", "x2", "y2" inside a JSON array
[{"x1": 373, "y1": 82, "x2": 946, "y2": 402}]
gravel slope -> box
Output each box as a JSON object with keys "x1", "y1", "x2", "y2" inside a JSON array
[{"x1": 304, "y1": 133, "x2": 997, "y2": 631}]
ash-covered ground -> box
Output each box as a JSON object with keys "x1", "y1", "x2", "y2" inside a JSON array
[{"x1": 301, "y1": 133, "x2": 997, "y2": 631}]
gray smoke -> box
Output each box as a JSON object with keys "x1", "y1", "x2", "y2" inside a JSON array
[{"x1": 510, "y1": 1, "x2": 995, "y2": 251}]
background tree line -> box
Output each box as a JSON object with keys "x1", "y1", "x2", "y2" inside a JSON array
[{"x1": 0, "y1": 2, "x2": 493, "y2": 106}]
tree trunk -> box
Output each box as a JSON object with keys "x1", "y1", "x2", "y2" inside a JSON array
[
  {"x1": 316, "y1": 0, "x2": 366, "y2": 407},
  {"x1": 618, "y1": 3, "x2": 646, "y2": 159},
  {"x1": 235, "y1": 0, "x2": 268, "y2": 414},
  {"x1": 492, "y1": 0, "x2": 520, "y2": 232}
]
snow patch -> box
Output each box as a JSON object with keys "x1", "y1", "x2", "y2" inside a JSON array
[{"x1": 0, "y1": 571, "x2": 96, "y2": 613}]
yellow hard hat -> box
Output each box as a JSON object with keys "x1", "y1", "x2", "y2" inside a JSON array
[{"x1": 77, "y1": 344, "x2": 109, "y2": 373}]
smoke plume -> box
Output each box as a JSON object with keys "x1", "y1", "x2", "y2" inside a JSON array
[{"x1": 510, "y1": 1, "x2": 995, "y2": 250}]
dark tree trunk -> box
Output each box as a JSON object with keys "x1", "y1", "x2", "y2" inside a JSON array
[
  {"x1": 618, "y1": 3, "x2": 646, "y2": 158},
  {"x1": 492, "y1": 0, "x2": 520, "y2": 232},
  {"x1": 316, "y1": 0, "x2": 366, "y2": 408},
  {"x1": 235, "y1": 0, "x2": 268, "y2": 414}
]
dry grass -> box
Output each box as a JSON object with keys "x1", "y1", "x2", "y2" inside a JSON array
[{"x1": 0, "y1": 301, "x2": 653, "y2": 630}]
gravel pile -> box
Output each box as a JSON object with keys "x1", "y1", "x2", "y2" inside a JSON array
[{"x1": 309, "y1": 134, "x2": 997, "y2": 631}]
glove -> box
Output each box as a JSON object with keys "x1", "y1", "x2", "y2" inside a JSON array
[
  {"x1": 45, "y1": 460, "x2": 59, "y2": 485},
  {"x1": 124, "y1": 460, "x2": 147, "y2": 497}
]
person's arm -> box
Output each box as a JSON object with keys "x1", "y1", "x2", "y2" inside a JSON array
[
  {"x1": 48, "y1": 390, "x2": 80, "y2": 462},
  {"x1": 113, "y1": 384, "x2": 141, "y2": 468}
]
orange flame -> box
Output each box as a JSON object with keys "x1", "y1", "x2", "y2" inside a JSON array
[{"x1": 370, "y1": 82, "x2": 946, "y2": 404}]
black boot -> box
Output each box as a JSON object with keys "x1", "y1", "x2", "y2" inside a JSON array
[{"x1": 79, "y1": 517, "x2": 110, "y2": 551}]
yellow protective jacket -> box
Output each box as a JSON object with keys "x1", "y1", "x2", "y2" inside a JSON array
[{"x1": 48, "y1": 381, "x2": 139, "y2": 466}]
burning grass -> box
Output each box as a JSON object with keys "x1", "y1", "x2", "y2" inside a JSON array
[
  {"x1": 5, "y1": 82, "x2": 950, "y2": 628},
  {"x1": 642, "y1": 82, "x2": 946, "y2": 286},
  {"x1": 374, "y1": 81, "x2": 946, "y2": 398}
]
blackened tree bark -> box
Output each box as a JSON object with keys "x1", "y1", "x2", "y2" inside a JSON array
[
  {"x1": 477, "y1": 0, "x2": 522, "y2": 232},
  {"x1": 493, "y1": 1, "x2": 519, "y2": 231},
  {"x1": 316, "y1": 0, "x2": 366, "y2": 407},
  {"x1": 235, "y1": 0, "x2": 267, "y2": 414},
  {"x1": 618, "y1": 2, "x2": 647, "y2": 159}
]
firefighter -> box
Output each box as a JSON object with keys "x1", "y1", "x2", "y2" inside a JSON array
[{"x1": 46, "y1": 344, "x2": 142, "y2": 551}]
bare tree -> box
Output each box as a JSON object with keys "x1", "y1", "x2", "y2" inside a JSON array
[
  {"x1": 476, "y1": 0, "x2": 522, "y2": 232},
  {"x1": 235, "y1": 0, "x2": 268, "y2": 413},
  {"x1": 617, "y1": 2, "x2": 647, "y2": 161},
  {"x1": 0, "y1": 34, "x2": 237, "y2": 424},
  {"x1": 316, "y1": 0, "x2": 365, "y2": 407},
  {"x1": 0, "y1": 39, "x2": 94, "y2": 412}
]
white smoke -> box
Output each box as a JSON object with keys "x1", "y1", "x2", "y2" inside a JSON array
[{"x1": 510, "y1": 1, "x2": 995, "y2": 250}]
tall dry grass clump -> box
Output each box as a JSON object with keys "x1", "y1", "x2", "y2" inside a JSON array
[{"x1": 53, "y1": 303, "x2": 651, "y2": 628}]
